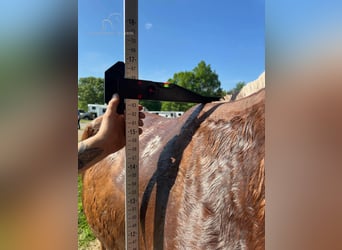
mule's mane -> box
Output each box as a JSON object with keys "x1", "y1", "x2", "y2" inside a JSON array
[{"x1": 215, "y1": 87, "x2": 265, "y2": 104}]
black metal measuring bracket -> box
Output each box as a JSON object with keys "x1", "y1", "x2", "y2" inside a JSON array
[{"x1": 105, "y1": 61, "x2": 221, "y2": 114}]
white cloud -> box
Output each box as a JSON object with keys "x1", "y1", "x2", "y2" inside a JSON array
[{"x1": 145, "y1": 22, "x2": 153, "y2": 30}]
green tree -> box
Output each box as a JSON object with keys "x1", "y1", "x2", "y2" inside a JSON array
[
  {"x1": 193, "y1": 61, "x2": 222, "y2": 96},
  {"x1": 161, "y1": 71, "x2": 196, "y2": 111},
  {"x1": 139, "y1": 100, "x2": 162, "y2": 111},
  {"x1": 78, "y1": 77, "x2": 104, "y2": 111},
  {"x1": 161, "y1": 61, "x2": 225, "y2": 111}
]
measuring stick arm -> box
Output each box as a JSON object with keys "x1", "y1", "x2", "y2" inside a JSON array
[{"x1": 105, "y1": 61, "x2": 220, "y2": 114}]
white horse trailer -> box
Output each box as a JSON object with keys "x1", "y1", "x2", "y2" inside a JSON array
[
  {"x1": 88, "y1": 104, "x2": 183, "y2": 119},
  {"x1": 147, "y1": 111, "x2": 184, "y2": 118},
  {"x1": 88, "y1": 104, "x2": 107, "y2": 118}
]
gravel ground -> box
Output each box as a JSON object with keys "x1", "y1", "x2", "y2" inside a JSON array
[{"x1": 79, "y1": 239, "x2": 101, "y2": 250}]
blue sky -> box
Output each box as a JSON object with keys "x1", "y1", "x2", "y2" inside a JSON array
[{"x1": 78, "y1": 0, "x2": 264, "y2": 91}]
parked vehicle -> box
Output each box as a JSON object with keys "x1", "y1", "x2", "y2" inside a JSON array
[{"x1": 78, "y1": 109, "x2": 94, "y2": 120}]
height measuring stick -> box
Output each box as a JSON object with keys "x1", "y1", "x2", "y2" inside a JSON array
[{"x1": 124, "y1": 0, "x2": 139, "y2": 249}]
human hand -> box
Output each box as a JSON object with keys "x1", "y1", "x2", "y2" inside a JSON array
[
  {"x1": 78, "y1": 94, "x2": 145, "y2": 172},
  {"x1": 96, "y1": 94, "x2": 145, "y2": 155}
]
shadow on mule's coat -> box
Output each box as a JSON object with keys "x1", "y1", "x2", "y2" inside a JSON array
[{"x1": 82, "y1": 89, "x2": 265, "y2": 250}]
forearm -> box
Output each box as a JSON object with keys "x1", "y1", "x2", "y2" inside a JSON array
[
  {"x1": 78, "y1": 137, "x2": 108, "y2": 173},
  {"x1": 77, "y1": 95, "x2": 143, "y2": 172}
]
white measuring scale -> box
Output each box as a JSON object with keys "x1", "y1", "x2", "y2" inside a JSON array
[{"x1": 124, "y1": 0, "x2": 139, "y2": 249}]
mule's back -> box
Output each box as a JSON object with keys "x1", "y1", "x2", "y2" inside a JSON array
[
  {"x1": 82, "y1": 89, "x2": 265, "y2": 249},
  {"x1": 164, "y1": 89, "x2": 265, "y2": 249}
]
